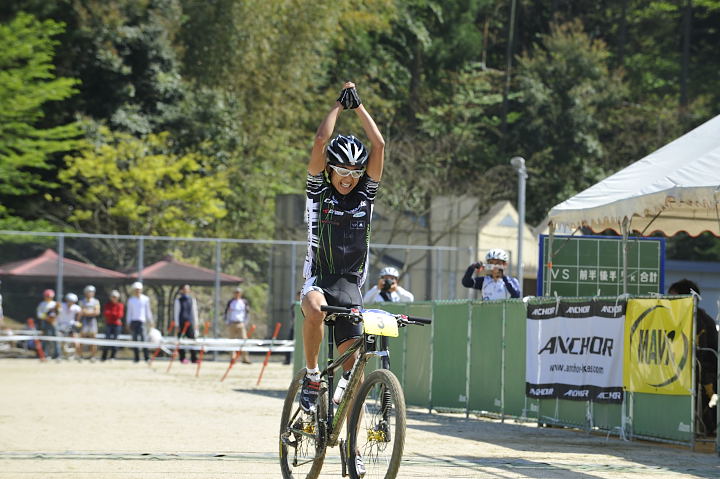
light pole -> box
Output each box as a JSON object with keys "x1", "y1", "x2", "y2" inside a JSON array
[{"x1": 510, "y1": 156, "x2": 527, "y2": 296}]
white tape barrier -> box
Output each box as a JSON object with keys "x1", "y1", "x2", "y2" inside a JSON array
[{"x1": 0, "y1": 332, "x2": 294, "y2": 353}]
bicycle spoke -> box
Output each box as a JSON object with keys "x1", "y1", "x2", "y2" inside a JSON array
[
  {"x1": 280, "y1": 369, "x2": 327, "y2": 479},
  {"x1": 348, "y1": 369, "x2": 406, "y2": 479}
]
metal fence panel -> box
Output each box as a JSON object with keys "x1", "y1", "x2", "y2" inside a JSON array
[
  {"x1": 468, "y1": 301, "x2": 505, "y2": 414},
  {"x1": 430, "y1": 301, "x2": 470, "y2": 410},
  {"x1": 632, "y1": 393, "x2": 692, "y2": 442},
  {"x1": 404, "y1": 302, "x2": 433, "y2": 409},
  {"x1": 502, "y1": 300, "x2": 536, "y2": 418}
]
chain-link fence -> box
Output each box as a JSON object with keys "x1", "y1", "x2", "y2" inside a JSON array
[{"x1": 0, "y1": 231, "x2": 472, "y2": 340}]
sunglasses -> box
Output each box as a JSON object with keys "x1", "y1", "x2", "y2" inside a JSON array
[{"x1": 329, "y1": 164, "x2": 365, "y2": 179}]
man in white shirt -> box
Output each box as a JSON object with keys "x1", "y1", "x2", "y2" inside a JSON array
[
  {"x1": 224, "y1": 287, "x2": 251, "y2": 364},
  {"x1": 363, "y1": 267, "x2": 415, "y2": 304},
  {"x1": 78, "y1": 285, "x2": 101, "y2": 361},
  {"x1": 126, "y1": 281, "x2": 153, "y2": 362},
  {"x1": 57, "y1": 293, "x2": 82, "y2": 360}
]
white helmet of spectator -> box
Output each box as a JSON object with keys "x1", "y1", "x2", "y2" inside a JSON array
[
  {"x1": 379, "y1": 266, "x2": 400, "y2": 279},
  {"x1": 65, "y1": 293, "x2": 78, "y2": 303},
  {"x1": 131, "y1": 281, "x2": 143, "y2": 290},
  {"x1": 485, "y1": 248, "x2": 509, "y2": 263},
  {"x1": 84, "y1": 285, "x2": 96, "y2": 293}
]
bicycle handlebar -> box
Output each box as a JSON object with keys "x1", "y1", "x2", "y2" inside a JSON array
[
  {"x1": 321, "y1": 305, "x2": 355, "y2": 314},
  {"x1": 320, "y1": 305, "x2": 432, "y2": 325}
]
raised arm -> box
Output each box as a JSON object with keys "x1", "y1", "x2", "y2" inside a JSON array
[
  {"x1": 354, "y1": 103, "x2": 384, "y2": 181},
  {"x1": 308, "y1": 93, "x2": 345, "y2": 175}
]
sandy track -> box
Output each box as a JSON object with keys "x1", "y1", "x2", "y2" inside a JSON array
[{"x1": 0, "y1": 358, "x2": 717, "y2": 478}]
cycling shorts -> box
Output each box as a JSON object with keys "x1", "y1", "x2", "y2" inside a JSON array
[{"x1": 301, "y1": 274, "x2": 363, "y2": 346}]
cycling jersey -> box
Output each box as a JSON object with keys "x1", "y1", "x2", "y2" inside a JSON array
[
  {"x1": 303, "y1": 172, "x2": 379, "y2": 286},
  {"x1": 461, "y1": 265, "x2": 520, "y2": 300}
]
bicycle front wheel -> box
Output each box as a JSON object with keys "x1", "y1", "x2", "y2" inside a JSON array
[
  {"x1": 347, "y1": 369, "x2": 406, "y2": 479},
  {"x1": 279, "y1": 368, "x2": 327, "y2": 479}
]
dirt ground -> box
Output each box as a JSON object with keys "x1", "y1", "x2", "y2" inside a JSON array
[{"x1": 0, "y1": 356, "x2": 718, "y2": 479}]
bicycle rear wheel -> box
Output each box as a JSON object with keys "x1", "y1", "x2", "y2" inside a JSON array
[
  {"x1": 347, "y1": 369, "x2": 406, "y2": 479},
  {"x1": 279, "y1": 368, "x2": 327, "y2": 479}
]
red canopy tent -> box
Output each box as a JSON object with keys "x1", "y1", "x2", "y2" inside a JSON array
[
  {"x1": 0, "y1": 249, "x2": 126, "y2": 282},
  {"x1": 129, "y1": 255, "x2": 243, "y2": 286}
]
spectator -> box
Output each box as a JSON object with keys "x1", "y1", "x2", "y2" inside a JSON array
[
  {"x1": 126, "y1": 282, "x2": 153, "y2": 362},
  {"x1": 225, "y1": 287, "x2": 251, "y2": 364},
  {"x1": 78, "y1": 285, "x2": 100, "y2": 361},
  {"x1": 173, "y1": 284, "x2": 199, "y2": 364},
  {"x1": 363, "y1": 267, "x2": 415, "y2": 303},
  {"x1": 57, "y1": 293, "x2": 81, "y2": 360},
  {"x1": 101, "y1": 290, "x2": 124, "y2": 362},
  {"x1": 461, "y1": 248, "x2": 520, "y2": 300},
  {"x1": 36, "y1": 289, "x2": 60, "y2": 359},
  {"x1": 668, "y1": 279, "x2": 718, "y2": 435}
]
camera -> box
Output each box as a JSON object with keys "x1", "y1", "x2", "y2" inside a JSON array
[{"x1": 381, "y1": 278, "x2": 394, "y2": 292}]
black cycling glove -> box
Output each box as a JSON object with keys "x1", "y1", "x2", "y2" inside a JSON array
[{"x1": 337, "y1": 87, "x2": 361, "y2": 109}]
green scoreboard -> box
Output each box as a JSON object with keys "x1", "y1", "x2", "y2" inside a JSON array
[{"x1": 537, "y1": 235, "x2": 665, "y2": 297}]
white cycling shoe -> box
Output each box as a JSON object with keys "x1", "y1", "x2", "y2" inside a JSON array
[{"x1": 355, "y1": 453, "x2": 366, "y2": 477}]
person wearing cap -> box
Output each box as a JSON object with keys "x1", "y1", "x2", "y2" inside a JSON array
[
  {"x1": 363, "y1": 266, "x2": 415, "y2": 303},
  {"x1": 224, "y1": 287, "x2": 251, "y2": 364},
  {"x1": 173, "y1": 284, "x2": 199, "y2": 364},
  {"x1": 78, "y1": 285, "x2": 101, "y2": 361},
  {"x1": 462, "y1": 248, "x2": 520, "y2": 300},
  {"x1": 57, "y1": 293, "x2": 82, "y2": 360},
  {"x1": 101, "y1": 290, "x2": 124, "y2": 362},
  {"x1": 126, "y1": 282, "x2": 153, "y2": 362},
  {"x1": 36, "y1": 289, "x2": 60, "y2": 359}
]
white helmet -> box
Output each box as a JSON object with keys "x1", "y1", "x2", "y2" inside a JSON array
[
  {"x1": 379, "y1": 266, "x2": 399, "y2": 278},
  {"x1": 131, "y1": 281, "x2": 143, "y2": 290},
  {"x1": 65, "y1": 293, "x2": 78, "y2": 303},
  {"x1": 486, "y1": 248, "x2": 509, "y2": 262},
  {"x1": 84, "y1": 285, "x2": 96, "y2": 293}
]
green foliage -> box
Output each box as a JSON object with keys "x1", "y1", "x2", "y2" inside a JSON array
[
  {"x1": 513, "y1": 19, "x2": 627, "y2": 223},
  {"x1": 0, "y1": 12, "x2": 81, "y2": 225},
  {"x1": 59, "y1": 126, "x2": 229, "y2": 237}
]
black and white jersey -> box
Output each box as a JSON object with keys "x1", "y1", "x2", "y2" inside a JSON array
[{"x1": 303, "y1": 172, "x2": 379, "y2": 286}]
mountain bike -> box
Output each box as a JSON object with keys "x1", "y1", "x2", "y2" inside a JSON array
[{"x1": 279, "y1": 305, "x2": 431, "y2": 479}]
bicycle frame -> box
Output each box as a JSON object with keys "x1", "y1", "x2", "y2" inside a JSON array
[{"x1": 322, "y1": 315, "x2": 390, "y2": 448}]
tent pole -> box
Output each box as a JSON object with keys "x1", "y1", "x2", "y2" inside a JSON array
[
  {"x1": 214, "y1": 241, "x2": 221, "y2": 360},
  {"x1": 56, "y1": 235, "x2": 64, "y2": 301},
  {"x1": 138, "y1": 238, "x2": 144, "y2": 281},
  {"x1": 621, "y1": 218, "x2": 629, "y2": 295}
]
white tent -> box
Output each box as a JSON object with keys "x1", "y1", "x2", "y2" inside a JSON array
[{"x1": 547, "y1": 114, "x2": 720, "y2": 237}]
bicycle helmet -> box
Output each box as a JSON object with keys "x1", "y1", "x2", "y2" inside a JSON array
[
  {"x1": 65, "y1": 293, "x2": 78, "y2": 303},
  {"x1": 379, "y1": 267, "x2": 399, "y2": 278},
  {"x1": 486, "y1": 248, "x2": 509, "y2": 263},
  {"x1": 326, "y1": 134, "x2": 368, "y2": 167},
  {"x1": 84, "y1": 285, "x2": 96, "y2": 293}
]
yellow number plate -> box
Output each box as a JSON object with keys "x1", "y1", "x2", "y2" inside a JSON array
[{"x1": 362, "y1": 310, "x2": 399, "y2": 337}]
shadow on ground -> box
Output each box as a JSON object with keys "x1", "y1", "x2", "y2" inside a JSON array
[{"x1": 406, "y1": 409, "x2": 720, "y2": 479}]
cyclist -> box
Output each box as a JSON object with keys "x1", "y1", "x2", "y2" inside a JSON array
[
  {"x1": 462, "y1": 248, "x2": 521, "y2": 300},
  {"x1": 299, "y1": 82, "x2": 384, "y2": 424}
]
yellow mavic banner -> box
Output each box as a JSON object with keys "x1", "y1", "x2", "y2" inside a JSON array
[{"x1": 623, "y1": 297, "x2": 694, "y2": 395}]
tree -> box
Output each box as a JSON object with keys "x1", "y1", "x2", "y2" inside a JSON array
[
  {"x1": 511, "y1": 20, "x2": 627, "y2": 223},
  {"x1": 0, "y1": 12, "x2": 81, "y2": 229},
  {"x1": 57, "y1": 126, "x2": 229, "y2": 269}
]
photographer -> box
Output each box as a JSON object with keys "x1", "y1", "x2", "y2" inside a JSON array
[
  {"x1": 363, "y1": 267, "x2": 415, "y2": 303},
  {"x1": 462, "y1": 248, "x2": 520, "y2": 300}
]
